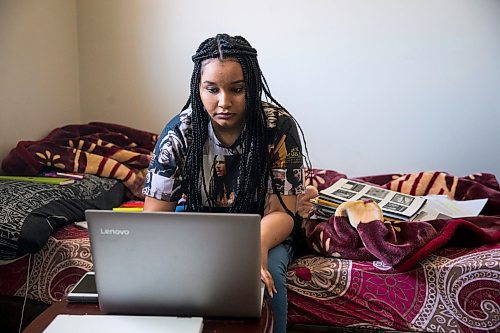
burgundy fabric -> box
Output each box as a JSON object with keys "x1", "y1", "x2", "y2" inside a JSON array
[
  {"x1": 293, "y1": 169, "x2": 499, "y2": 331},
  {"x1": 1, "y1": 122, "x2": 158, "y2": 198},
  {"x1": 302, "y1": 169, "x2": 500, "y2": 269},
  {"x1": 0, "y1": 225, "x2": 92, "y2": 303},
  {"x1": 357, "y1": 171, "x2": 500, "y2": 215},
  {"x1": 287, "y1": 243, "x2": 499, "y2": 332}
]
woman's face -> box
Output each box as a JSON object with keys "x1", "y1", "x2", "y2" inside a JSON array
[{"x1": 199, "y1": 59, "x2": 246, "y2": 135}]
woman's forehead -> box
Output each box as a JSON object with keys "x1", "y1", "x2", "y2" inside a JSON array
[
  {"x1": 201, "y1": 57, "x2": 239, "y2": 66},
  {"x1": 201, "y1": 57, "x2": 241, "y2": 74}
]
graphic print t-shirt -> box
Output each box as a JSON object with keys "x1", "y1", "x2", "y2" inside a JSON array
[{"x1": 143, "y1": 102, "x2": 305, "y2": 208}]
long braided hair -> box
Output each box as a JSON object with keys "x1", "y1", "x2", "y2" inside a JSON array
[{"x1": 181, "y1": 34, "x2": 311, "y2": 215}]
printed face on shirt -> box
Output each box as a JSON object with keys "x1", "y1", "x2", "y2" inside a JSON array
[
  {"x1": 214, "y1": 155, "x2": 227, "y2": 177},
  {"x1": 199, "y1": 58, "x2": 246, "y2": 141}
]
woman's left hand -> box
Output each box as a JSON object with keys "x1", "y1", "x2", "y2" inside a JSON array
[{"x1": 297, "y1": 185, "x2": 319, "y2": 218}]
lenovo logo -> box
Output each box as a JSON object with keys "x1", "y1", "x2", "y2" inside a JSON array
[{"x1": 100, "y1": 228, "x2": 130, "y2": 236}]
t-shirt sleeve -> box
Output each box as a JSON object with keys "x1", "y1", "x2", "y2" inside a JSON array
[
  {"x1": 268, "y1": 112, "x2": 305, "y2": 196},
  {"x1": 142, "y1": 112, "x2": 189, "y2": 202}
]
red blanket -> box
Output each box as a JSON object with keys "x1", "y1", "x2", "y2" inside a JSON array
[
  {"x1": 302, "y1": 169, "x2": 500, "y2": 270},
  {"x1": 1, "y1": 122, "x2": 157, "y2": 198}
]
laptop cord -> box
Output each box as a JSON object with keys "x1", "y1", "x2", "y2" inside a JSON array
[{"x1": 18, "y1": 253, "x2": 32, "y2": 333}]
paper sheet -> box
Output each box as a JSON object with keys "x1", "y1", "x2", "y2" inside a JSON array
[{"x1": 412, "y1": 195, "x2": 488, "y2": 222}]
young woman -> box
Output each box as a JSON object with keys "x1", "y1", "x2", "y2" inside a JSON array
[{"x1": 143, "y1": 33, "x2": 310, "y2": 333}]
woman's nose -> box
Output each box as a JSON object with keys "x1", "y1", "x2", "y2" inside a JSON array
[{"x1": 218, "y1": 91, "x2": 232, "y2": 109}]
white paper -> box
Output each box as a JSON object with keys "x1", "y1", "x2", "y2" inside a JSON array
[
  {"x1": 44, "y1": 314, "x2": 204, "y2": 333},
  {"x1": 74, "y1": 221, "x2": 88, "y2": 229},
  {"x1": 412, "y1": 195, "x2": 488, "y2": 222}
]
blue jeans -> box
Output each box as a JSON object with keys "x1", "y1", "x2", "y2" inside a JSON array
[{"x1": 266, "y1": 239, "x2": 293, "y2": 333}]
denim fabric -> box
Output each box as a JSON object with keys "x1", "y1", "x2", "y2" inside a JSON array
[{"x1": 266, "y1": 239, "x2": 293, "y2": 333}]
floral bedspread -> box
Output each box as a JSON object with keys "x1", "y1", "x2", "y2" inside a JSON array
[
  {"x1": 0, "y1": 225, "x2": 92, "y2": 303},
  {"x1": 287, "y1": 243, "x2": 499, "y2": 332},
  {"x1": 1, "y1": 168, "x2": 498, "y2": 333},
  {"x1": 1, "y1": 122, "x2": 157, "y2": 198},
  {"x1": 286, "y1": 169, "x2": 500, "y2": 332}
]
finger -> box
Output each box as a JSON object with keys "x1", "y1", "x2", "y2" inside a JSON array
[
  {"x1": 262, "y1": 277, "x2": 273, "y2": 297},
  {"x1": 305, "y1": 185, "x2": 319, "y2": 198},
  {"x1": 297, "y1": 204, "x2": 313, "y2": 218},
  {"x1": 298, "y1": 186, "x2": 318, "y2": 218},
  {"x1": 262, "y1": 274, "x2": 274, "y2": 295},
  {"x1": 298, "y1": 185, "x2": 318, "y2": 202},
  {"x1": 261, "y1": 268, "x2": 275, "y2": 297}
]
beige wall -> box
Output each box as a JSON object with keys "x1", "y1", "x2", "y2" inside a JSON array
[
  {"x1": 0, "y1": 0, "x2": 80, "y2": 173},
  {"x1": 76, "y1": 0, "x2": 500, "y2": 177},
  {"x1": 1, "y1": 0, "x2": 499, "y2": 177},
  {"x1": 76, "y1": 0, "x2": 182, "y2": 133}
]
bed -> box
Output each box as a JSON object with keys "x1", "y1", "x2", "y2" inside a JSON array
[
  {"x1": 0, "y1": 176, "x2": 125, "y2": 332},
  {"x1": 287, "y1": 169, "x2": 500, "y2": 332},
  {"x1": 1, "y1": 124, "x2": 499, "y2": 333},
  {"x1": 0, "y1": 122, "x2": 156, "y2": 332}
]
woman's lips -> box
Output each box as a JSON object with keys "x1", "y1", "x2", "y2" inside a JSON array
[{"x1": 216, "y1": 113, "x2": 234, "y2": 120}]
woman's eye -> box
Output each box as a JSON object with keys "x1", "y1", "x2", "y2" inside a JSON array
[
  {"x1": 207, "y1": 87, "x2": 219, "y2": 94},
  {"x1": 232, "y1": 87, "x2": 245, "y2": 94}
]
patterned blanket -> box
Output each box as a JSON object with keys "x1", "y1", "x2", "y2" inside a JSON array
[
  {"x1": 1, "y1": 122, "x2": 157, "y2": 198},
  {"x1": 301, "y1": 169, "x2": 500, "y2": 270}
]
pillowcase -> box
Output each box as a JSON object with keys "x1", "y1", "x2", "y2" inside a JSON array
[{"x1": 0, "y1": 175, "x2": 125, "y2": 260}]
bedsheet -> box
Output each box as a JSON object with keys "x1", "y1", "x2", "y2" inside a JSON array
[
  {"x1": 1, "y1": 168, "x2": 498, "y2": 333},
  {"x1": 0, "y1": 225, "x2": 91, "y2": 304},
  {"x1": 2, "y1": 223, "x2": 497, "y2": 333},
  {"x1": 287, "y1": 243, "x2": 500, "y2": 332},
  {"x1": 1, "y1": 122, "x2": 157, "y2": 198}
]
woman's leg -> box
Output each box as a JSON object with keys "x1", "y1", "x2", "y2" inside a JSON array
[{"x1": 266, "y1": 240, "x2": 293, "y2": 333}]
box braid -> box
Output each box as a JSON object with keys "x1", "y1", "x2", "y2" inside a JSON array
[{"x1": 181, "y1": 34, "x2": 311, "y2": 216}]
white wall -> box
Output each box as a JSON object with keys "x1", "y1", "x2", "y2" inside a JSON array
[
  {"x1": 0, "y1": 0, "x2": 80, "y2": 173},
  {"x1": 77, "y1": 0, "x2": 500, "y2": 178},
  {"x1": 3, "y1": 0, "x2": 500, "y2": 178}
]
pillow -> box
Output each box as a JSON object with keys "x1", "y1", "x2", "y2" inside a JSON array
[{"x1": 0, "y1": 175, "x2": 125, "y2": 260}]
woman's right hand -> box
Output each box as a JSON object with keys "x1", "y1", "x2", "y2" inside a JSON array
[{"x1": 260, "y1": 249, "x2": 277, "y2": 297}]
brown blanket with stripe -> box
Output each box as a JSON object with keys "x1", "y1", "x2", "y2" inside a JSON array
[
  {"x1": 301, "y1": 169, "x2": 500, "y2": 270},
  {"x1": 1, "y1": 122, "x2": 157, "y2": 198}
]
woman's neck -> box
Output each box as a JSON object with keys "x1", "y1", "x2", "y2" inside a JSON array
[{"x1": 211, "y1": 122, "x2": 244, "y2": 147}]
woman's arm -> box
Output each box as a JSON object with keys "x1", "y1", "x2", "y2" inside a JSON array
[
  {"x1": 260, "y1": 194, "x2": 296, "y2": 296},
  {"x1": 143, "y1": 196, "x2": 177, "y2": 212}
]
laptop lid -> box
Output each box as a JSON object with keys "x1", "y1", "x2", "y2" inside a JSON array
[{"x1": 85, "y1": 210, "x2": 262, "y2": 318}]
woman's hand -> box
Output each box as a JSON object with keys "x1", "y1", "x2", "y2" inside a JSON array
[
  {"x1": 296, "y1": 185, "x2": 319, "y2": 218},
  {"x1": 260, "y1": 251, "x2": 277, "y2": 297},
  {"x1": 260, "y1": 194, "x2": 295, "y2": 298}
]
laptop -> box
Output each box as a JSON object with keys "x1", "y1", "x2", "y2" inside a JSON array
[
  {"x1": 85, "y1": 210, "x2": 262, "y2": 318},
  {"x1": 44, "y1": 315, "x2": 204, "y2": 333}
]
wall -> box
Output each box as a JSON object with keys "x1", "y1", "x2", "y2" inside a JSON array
[
  {"x1": 3, "y1": 0, "x2": 499, "y2": 178},
  {"x1": 0, "y1": 0, "x2": 80, "y2": 174},
  {"x1": 77, "y1": 0, "x2": 500, "y2": 177}
]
